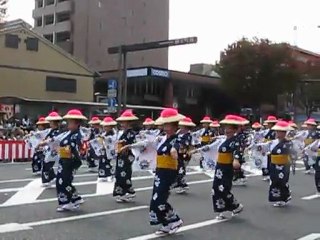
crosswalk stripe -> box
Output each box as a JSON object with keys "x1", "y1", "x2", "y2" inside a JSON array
[{"x1": 2, "y1": 179, "x2": 44, "y2": 206}]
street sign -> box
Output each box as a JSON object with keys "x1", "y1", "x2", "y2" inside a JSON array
[
  {"x1": 107, "y1": 89, "x2": 117, "y2": 98},
  {"x1": 108, "y1": 36, "x2": 198, "y2": 54},
  {"x1": 108, "y1": 79, "x2": 117, "y2": 90},
  {"x1": 150, "y1": 68, "x2": 170, "y2": 78},
  {"x1": 107, "y1": 98, "x2": 117, "y2": 113}
]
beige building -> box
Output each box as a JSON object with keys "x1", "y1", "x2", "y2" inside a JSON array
[
  {"x1": 32, "y1": 0, "x2": 169, "y2": 71},
  {"x1": 0, "y1": 19, "x2": 97, "y2": 118}
]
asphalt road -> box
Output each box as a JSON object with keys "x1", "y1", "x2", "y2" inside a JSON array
[{"x1": 0, "y1": 161, "x2": 319, "y2": 240}]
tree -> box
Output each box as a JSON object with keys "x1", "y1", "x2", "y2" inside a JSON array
[
  {"x1": 215, "y1": 38, "x2": 300, "y2": 109},
  {"x1": 0, "y1": 0, "x2": 8, "y2": 24}
]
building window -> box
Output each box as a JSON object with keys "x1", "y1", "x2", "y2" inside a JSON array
[
  {"x1": 58, "y1": 0, "x2": 68, "y2": 2},
  {"x1": 37, "y1": 0, "x2": 43, "y2": 8},
  {"x1": 5, "y1": 34, "x2": 20, "y2": 49},
  {"x1": 145, "y1": 79, "x2": 160, "y2": 95},
  {"x1": 44, "y1": 34, "x2": 54, "y2": 42},
  {"x1": 25, "y1": 38, "x2": 39, "y2": 51},
  {"x1": 45, "y1": 0, "x2": 55, "y2": 6},
  {"x1": 56, "y1": 12, "x2": 70, "y2": 23},
  {"x1": 44, "y1": 14, "x2": 54, "y2": 25},
  {"x1": 35, "y1": 17, "x2": 42, "y2": 27},
  {"x1": 46, "y1": 76, "x2": 77, "y2": 93},
  {"x1": 56, "y1": 31, "x2": 70, "y2": 43},
  {"x1": 186, "y1": 87, "x2": 197, "y2": 98}
]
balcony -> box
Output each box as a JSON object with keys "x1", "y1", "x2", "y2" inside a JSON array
[
  {"x1": 56, "y1": 1, "x2": 72, "y2": 13},
  {"x1": 33, "y1": 1, "x2": 72, "y2": 19}
]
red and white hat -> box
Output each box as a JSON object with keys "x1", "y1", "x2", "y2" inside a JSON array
[
  {"x1": 143, "y1": 118, "x2": 155, "y2": 126},
  {"x1": 88, "y1": 116, "x2": 101, "y2": 125},
  {"x1": 157, "y1": 108, "x2": 184, "y2": 124},
  {"x1": 45, "y1": 111, "x2": 62, "y2": 121},
  {"x1": 63, "y1": 109, "x2": 87, "y2": 120},
  {"x1": 272, "y1": 120, "x2": 293, "y2": 132},
  {"x1": 238, "y1": 116, "x2": 250, "y2": 125},
  {"x1": 200, "y1": 116, "x2": 212, "y2": 124},
  {"x1": 210, "y1": 120, "x2": 220, "y2": 128},
  {"x1": 179, "y1": 117, "x2": 196, "y2": 127},
  {"x1": 220, "y1": 115, "x2": 242, "y2": 125},
  {"x1": 116, "y1": 109, "x2": 138, "y2": 121},
  {"x1": 264, "y1": 115, "x2": 277, "y2": 123},
  {"x1": 36, "y1": 117, "x2": 49, "y2": 125},
  {"x1": 100, "y1": 117, "x2": 117, "y2": 126},
  {"x1": 304, "y1": 118, "x2": 317, "y2": 126},
  {"x1": 252, "y1": 122, "x2": 262, "y2": 129},
  {"x1": 288, "y1": 120, "x2": 297, "y2": 128}
]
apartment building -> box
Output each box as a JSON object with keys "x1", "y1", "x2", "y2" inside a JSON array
[{"x1": 33, "y1": 0, "x2": 169, "y2": 71}]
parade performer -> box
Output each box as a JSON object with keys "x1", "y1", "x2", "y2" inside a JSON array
[
  {"x1": 56, "y1": 109, "x2": 87, "y2": 212},
  {"x1": 199, "y1": 116, "x2": 213, "y2": 169},
  {"x1": 212, "y1": 115, "x2": 243, "y2": 220},
  {"x1": 98, "y1": 117, "x2": 117, "y2": 182},
  {"x1": 42, "y1": 111, "x2": 62, "y2": 187},
  {"x1": 174, "y1": 117, "x2": 194, "y2": 194},
  {"x1": 303, "y1": 118, "x2": 319, "y2": 174},
  {"x1": 252, "y1": 122, "x2": 262, "y2": 131},
  {"x1": 148, "y1": 108, "x2": 184, "y2": 234},
  {"x1": 210, "y1": 120, "x2": 221, "y2": 136},
  {"x1": 86, "y1": 117, "x2": 101, "y2": 172},
  {"x1": 267, "y1": 121, "x2": 294, "y2": 207},
  {"x1": 143, "y1": 118, "x2": 155, "y2": 130},
  {"x1": 113, "y1": 110, "x2": 138, "y2": 202},
  {"x1": 31, "y1": 117, "x2": 49, "y2": 175},
  {"x1": 261, "y1": 115, "x2": 277, "y2": 180},
  {"x1": 233, "y1": 116, "x2": 249, "y2": 186}
]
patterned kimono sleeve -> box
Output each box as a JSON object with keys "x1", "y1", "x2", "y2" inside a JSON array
[
  {"x1": 71, "y1": 133, "x2": 83, "y2": 161},
  {"x1": 232, "y1": 139, "x2": 242, "y2": 161}
]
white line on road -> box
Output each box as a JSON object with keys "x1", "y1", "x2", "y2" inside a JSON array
[
  {"x1": 1, "y1": 179, "x2": 44, "y2": 206},
  {"x1": 0, "y1": 178, "x2": 35, "y2": 184},
  {"x1": 0, "y1": 206, "x2": 148, "y2": 234},
  {"x1": 0, "y1": 187, "x2": 22, "y2": 193},
  {"x1": 126, "y1": 218, "x2": 228, "y2": 240},
  {"x1": 301, "y1": 193, "x2": 320, "y2": 200},
  {"x1": 296, "y1": 233, "x2": 320, "y2": 240}
]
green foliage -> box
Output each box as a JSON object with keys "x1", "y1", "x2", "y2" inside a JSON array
[{"x1": 215, "y1": 38, "x2": 300, "y2": 108}]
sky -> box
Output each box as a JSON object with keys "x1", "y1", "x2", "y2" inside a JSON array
[{"x1": 7, "y1": 0, "x2": 320, "y2": 72}]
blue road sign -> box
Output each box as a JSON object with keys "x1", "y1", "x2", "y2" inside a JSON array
[
  {"x1": 107, "y1": 98, "x2": 117, "y2": 107},
  {"x1": 108, "y1": 79, "x2": 117, "y2": 90}
]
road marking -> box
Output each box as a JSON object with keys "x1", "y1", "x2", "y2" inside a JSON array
[
  {"x1": 126, "y1": 218, "x2": 228, "y2": 240},
  {"x1": 96, "y1": 181, "x2": 114, "y2": 195},
  {"x1": 1, "y1": 179, "x2": 44, "y2": 206},
  {"x1": 301, "y1": 193, "x2": 320, "y2": 200},
  {"x1": 0, "y1": 206, "x2": 148, "y2": 233},
  {"x1": 296, "y1": 233, "x2": 320, "y2": 240},
  {"x1": 0, "y1": 178, "x2": 35, "y2": 184},
  {"x1": 0, "y1": 187, "x2": 22, "y2": 193},
  {"x1": 0, "y1": 223, "x2": 32, "y2": 233}
]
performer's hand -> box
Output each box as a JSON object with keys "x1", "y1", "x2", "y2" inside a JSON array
[
  {"x1": 119, "y1": 145, "x2": 130, "y2": 153},
  {"x1": 233, "y1": 160, "x2": 241, "y2": 169}
]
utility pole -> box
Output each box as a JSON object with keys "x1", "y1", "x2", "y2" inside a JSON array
[{"x1": 116, "y1": 46, "x2": 123, "y2": 116}]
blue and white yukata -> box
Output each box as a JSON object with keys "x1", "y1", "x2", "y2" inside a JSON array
[
  {"x1": 233, "y1": 130, "x2": 248, "y2": 183},
  {"x1": 269, "y1": 139, "x2": 293, "y2": 205},
  {"x1": 87, "y1": 128, "x2": 100, "y2": 170},
  {"x1": 175, "y1": 131, "x2": 192, "y2": 191},
  {"x1": 200, "y1": 128, "x2": 213, "y2": 169},
  {"x1": 56, "y1": 128, "x2": 83, "y2": 210},
  {"x1": 32, "y1": 149, "x2": 44, "y2": 174},
  {"x1": 262, "y1": 129, "x2": 276, "y2": 177},
  {"x1": 212, "y1": 135, "x2": 242, "y2": 215},
  {"x1": 98, "y1": 129, "x2": 116, "y2": 180},
  {"x1": 150, "y1": 134, "x2": 182, "y2": 230},
  {"x1": 42, "y1": 128, "x2": 60, "y2": 185},
  {"x1": 113, "y1": 129, "x2": 137, "y2": 200},
  {"x1": 303, "y1": 130, "x2": 319, "y2": 172}
]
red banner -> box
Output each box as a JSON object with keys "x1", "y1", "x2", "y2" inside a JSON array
[{"x1": 0, "y1": 140, "x2": 32, "y2": 162}]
